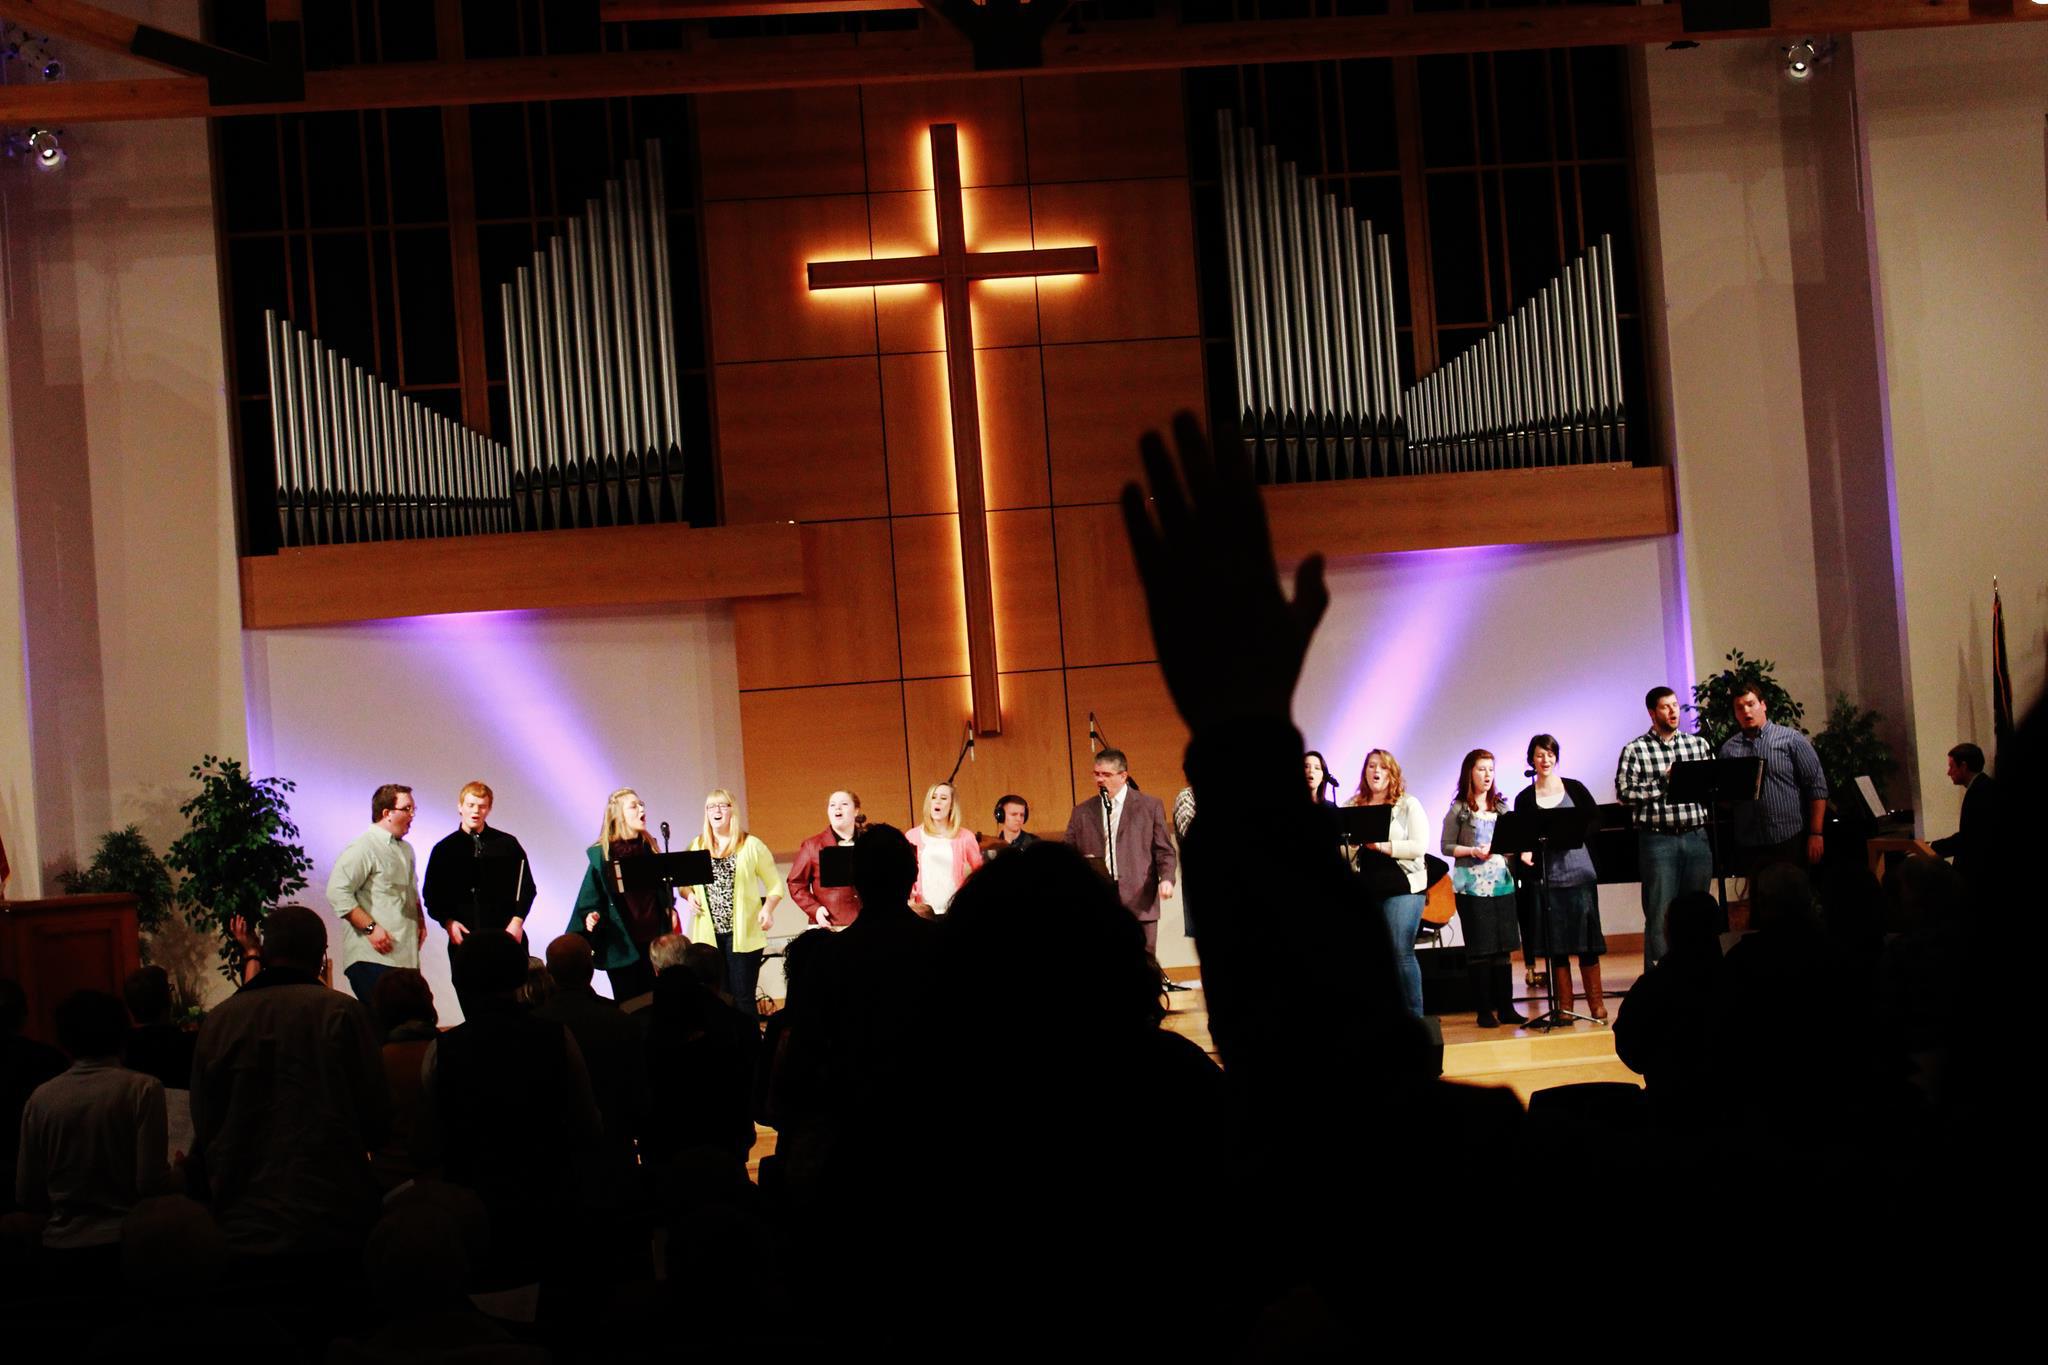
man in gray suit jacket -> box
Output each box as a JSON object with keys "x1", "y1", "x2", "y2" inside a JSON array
[{"x1": 1064, "y1": 748, "x2": 1177, "y2": 953}]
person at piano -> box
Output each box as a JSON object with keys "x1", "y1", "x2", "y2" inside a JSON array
[
  {"x1": 571, "y1": 787, "x2": 676, "y2": 1002},
  {"x1": 982, "y1": 794, "x2": 1040, "y2": 860},
  {"x1": 1442, "y1": 749, "x2": 1524, "y2": 1029},
  {"x1": 1615, "y1": 685, "x2": 1714, "y2": 968},
  {"x1": 1346, "y1": 749, "x2": 1431, "y2": 1018},
  {"x1": 1513, "y1": 734, "x2": 1608, "y2": 1020},
  {"x1": 1930, "y1": 742, "x2": 1996, "y2": 889}
]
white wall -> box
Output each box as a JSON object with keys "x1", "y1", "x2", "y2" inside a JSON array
[
  {"x1": 0, "y1": 1, "x2": 245, "y2": 896},
  {"x1": 244, "y1": 604, "x2": 749, "y2": 1020},
  {"x1": 1294, "y1": 535, "x2": 1689, "y2": 935},
  {"x1": 1857, "y1": 22, "x2": 2048, "y2": 828}
]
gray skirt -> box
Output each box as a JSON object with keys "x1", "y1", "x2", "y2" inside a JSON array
[
  {"x1": 1455, "y1": 891, "x2": 1521, "y2": 958},
  {"x1": 1530, "y1": 881, "x2": 1606, "y2": 958}
]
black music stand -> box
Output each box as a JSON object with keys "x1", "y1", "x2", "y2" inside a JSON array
[
  {"x1": 1335, "y1": 805, "x2": 1393, "y2": 849},
  {"x1": 1492, "y1": 804, "x2": 1598, "y2": 1030},
  {"x1": 613, "y1": 850, "x2": 713, "y2": 895},
  {"x1": 1668, "y1": 756, "x2": 1763, "y2": 921}
]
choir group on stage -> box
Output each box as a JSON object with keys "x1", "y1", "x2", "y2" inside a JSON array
[{"x1": 323, "y1": 679, "x2": 1829, "y2": 1025}]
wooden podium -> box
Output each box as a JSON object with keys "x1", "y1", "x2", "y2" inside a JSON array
[{"x1": 0, "y1": 893, "x2": 141, "y2": 1045}]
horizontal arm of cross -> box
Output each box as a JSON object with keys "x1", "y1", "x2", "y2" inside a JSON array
[{"x1": 807, "y1": 244, "x2": 1098, "y2": 291}]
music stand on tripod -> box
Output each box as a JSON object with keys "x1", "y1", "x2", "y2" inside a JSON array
[
  {"x1": 1666, "y1": 756, "x2": 1763, "y2": 924},
  {"x1": 1492, "y1": 804, "x2": 1598, "y2": 1030}
]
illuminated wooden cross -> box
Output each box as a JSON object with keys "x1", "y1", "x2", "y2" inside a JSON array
[{"x1": 807, "y1": 123, "x2": 1098, "y2": 736}]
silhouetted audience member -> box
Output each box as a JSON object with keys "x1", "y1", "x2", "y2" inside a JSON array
[
  {"x1": 418, "y1": 927, "x2": 600, "y2": 1295},
  {"x1": 1877, "y1": 854, "x2": 1972, "y2": 1111},
  {"x1": 643, "y1": 935, "x2": 758, "y2": 1167},
  {"x1": 120, "y1": 966, "x2": 194, "y2": 1090},
  {"x1": 188, "y1": 905, "x2": 390, "y2": 1262},
  {"x1": 515, "y1": 955, "x2": 556, "y2": 1011},
  {"x1": 1, "y1": 976, "x2": 67, "y2": 1215},
  {"x1": 80, "y1": 1196, "x2": 296, "y2": 1364},
  {"x1": 683, "y1": 940, "x2": 731, "y2": 1008},
  {"x1": 16, "y1": 990, "x2": 171, "y2": 1259},
  {"x1": 534, "y1": 933, "x2": 646, "y2": 1196},
  {"x1": 1614, "y1": 890, "x2": 1725, "y2": 1128},
  {"x1": 326, "y1": 1183, "x2": 545, "y2": 1365},
  {"x1": 369, "y1": 968, "x2": 438, "y2": 1190}
]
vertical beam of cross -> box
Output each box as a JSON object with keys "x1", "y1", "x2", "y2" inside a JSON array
[{"x1": 807, "y1": 123, "x2": 1098, "y2": 735}]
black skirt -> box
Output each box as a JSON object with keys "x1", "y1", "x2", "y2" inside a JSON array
[
  {"x1": 1528, "y1": 881, "x2": 1606, "y2": 958},
  {"x1": 1455, "y1": 892, "x2": 1521, "y2": 957}
]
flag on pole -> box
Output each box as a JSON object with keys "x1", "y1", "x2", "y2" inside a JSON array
[
  {"x1": 1992, "y1": 577, "x2": 2014, "y2": 775},
  {"x1": 0, "y1": 830, "x2": 10, "y2": 893}
]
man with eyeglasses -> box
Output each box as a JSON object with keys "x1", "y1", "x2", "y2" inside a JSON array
[{"x1": 326, "y1": 782, "x2": 427, "y2": 1002}]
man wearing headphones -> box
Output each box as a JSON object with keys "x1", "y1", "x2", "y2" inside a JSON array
[{"x1": 984, "y1": 794, "x2": 1039, "y2": 859}]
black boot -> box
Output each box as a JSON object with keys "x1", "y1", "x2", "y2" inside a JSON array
[
  {"x1": 1493, "y1": 959, "x2": 1525, "y2": 1027},
  {"x1": 1470, "y1": 961, "x2": 1497, "y2": 1028}
]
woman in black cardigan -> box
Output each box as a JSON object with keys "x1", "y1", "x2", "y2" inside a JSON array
[{"x1": 1513, "y1": 734, "x2": 1609, "y2": 1020}]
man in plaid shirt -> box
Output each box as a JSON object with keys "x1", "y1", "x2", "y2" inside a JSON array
[{"x1": 1615, "y1": 686, "x2": 1713, "y2": 966}]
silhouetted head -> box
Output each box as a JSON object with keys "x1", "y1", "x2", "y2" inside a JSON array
[
  {"x1": 55, "y1": 989, "x2": 130, "y2": 1060},
  {"x1": 682, "y1": 941, "x2": 726, "y2": 994},
  {"x1": 259, "y1": 905, "x2": 328, "y2": 972},
  {"x1": 545, "y1": 933, "x2": 595, "y2": 990},
  {"x1": 451, "y1": 927, "x2": 529, "y2": 1010},
  {"x1": 945, "y1": 840, "x2": 1162, "y2": 1032},
  {"x1": 649, "y1": 932, "x2": 692, "y2": 975},
  {"x1": 121, "y1": 1196, "x2": 226, "y2": 1298},
  {"x1": 778, "y1": 927, "x2": 830, "y2": 1005},
  {"x1": 370, "y1": 967, "x2": 437, "y2": 1038},
  {"x1": 1666, "y1": 890, "x2": 1722, "y2": 957},
  {"x1": 852, "y1": 822, "x2": 918, "y2": 914},
  {"x1": 367, "y1": 1182, "x2": 489, "y2": 1306},
  {"x1": 1749, "y1": 864, "x2": 1818, "y2": 932},
  {"x1": 122, "y1": 965, "x2": 174, "y2": 1027}
]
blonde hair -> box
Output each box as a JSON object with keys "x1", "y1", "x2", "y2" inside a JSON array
[
  {"x1": 595, "y1": 788, "x2": 658, "y2": 852},
  {"x1": 919, "y1": 782, "x2": 960, "y2": 838},
  {"x1": 1347, "y1": 749, "x2": 1406, "y2": 807},
  {"x1": 700, "y1": 788, "x2": 747, "y2": 857}
]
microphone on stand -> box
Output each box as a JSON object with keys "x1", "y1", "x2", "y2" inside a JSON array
[
  {"x1": 1525, "y1": 769, "x2": 1536, "y2": 779},
  {"x1": 1088, "y1": 712, "x2": 1100, "y2": 750},
  {"x1": 967, "y1": 724, "x2": 976, "y2": 763},
  {"x1": 659, "y1": 820, "x2": 671, "y2": 852}
]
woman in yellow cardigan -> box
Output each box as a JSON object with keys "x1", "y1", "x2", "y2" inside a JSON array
[{"x1": 678, "y1": 788, "x2": 785, "y2": 1021}]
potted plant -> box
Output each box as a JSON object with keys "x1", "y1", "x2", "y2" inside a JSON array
[
  {"x1": 1688, "y1": 650, "x2": 1805, "y2": 751},
  {"x1": 166, "y1": 756, "x2": 313, "y2": 982},
  {"x1": 57, "y1": 824, "x2": 177, "y2": 949},
  {"x1": 1811, "y1": 693, "x2": 1897, "y2": 798}
]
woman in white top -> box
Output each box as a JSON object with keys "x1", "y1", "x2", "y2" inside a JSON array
[
  {"x1": 905, "y1": 781, "x2": 982, "y2": 916},
  {"x1": 1348, "y1": 749, "x2": 1432, "y2": 1018}
]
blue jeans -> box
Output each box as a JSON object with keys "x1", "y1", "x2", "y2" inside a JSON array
[
  {"x1": 1379, "y1": 893, "x2": 1427, "y2": 1018},
  {"x1": 343, "y1": 960, "x2": 395, "y2": 1004},
  {"x1": 1637, "y1": 828, "x2": 1712, "y2": 967}
]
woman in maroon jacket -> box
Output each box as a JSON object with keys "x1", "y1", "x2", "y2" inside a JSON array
[{"x1": 787, "y1": 789, "x2": 865, "y2": 929}]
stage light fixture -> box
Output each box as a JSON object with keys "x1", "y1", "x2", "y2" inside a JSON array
[
  {"x1": 41, "y1": 59, "x2": 62, "y2": 81},
  {"x1": 27, "y1": 128, "x2": 64, "y2": 171},
  {"x1": 1783, "y1": 39, "x2": 1818, "y2": 80}
]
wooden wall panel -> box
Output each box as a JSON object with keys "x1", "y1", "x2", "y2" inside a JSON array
[
  {"x1": 989, "y1": 507, "x2": 1062, "y2": 672},
  {"x1": 1052, "y1": 502, "x2": 1154, "y2": 668},
  {"x1": 1063, "y1": 663, "x2": 1191, "y2": 808},
  {"x1": 741, "y1": 681, "x2": 910, "y2": 857},
  {"x1": 1044, "y1": 338, "x2": 1206, "y2": 506},
  {"x1": 861, "y1": 78, "x2": 1029, "y2": 191},
  {"x1": 733, "y1": 519, "x2": 900, "y2": 689},
  {"x1": 697, "y1": 87, "x2": 867, "y2": 200},
  {"x1": 1023, "y1": 71, "x2": 1188, "y2": 183},
  {"x1": 705, "y1": 196, "x2": 878, "y2": 363},
  {"x1": 880, "y1": 350, "x2": 953, "y2": 516},
  {"x1": 718, "y1": 357, "x2": 888, "y2": 524},
  {"x1": 890, "y1": 514, "x2": 969, "y2": 679},
  {"x1": 1031, "y1": 179, "x2": 1202, "y2": 344},
  {"x1": 903, "y1": 669, "x2": 1073, "y2": 841},
  {"x1": 978, "y1": 346, "x2": 1050, "y2": 510}
]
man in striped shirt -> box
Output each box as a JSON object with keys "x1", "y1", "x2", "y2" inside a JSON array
[{"x1": 1615, "y1": 686, "x2": 1714, "y2": 967}]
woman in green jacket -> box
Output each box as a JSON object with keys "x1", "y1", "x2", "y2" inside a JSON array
[
  {"x1": 678, "y1": 788, "x2": 786, "y2": 1021},
  {"x1": 570, "y1": 787, "x2": 677, "y2": 1001}
]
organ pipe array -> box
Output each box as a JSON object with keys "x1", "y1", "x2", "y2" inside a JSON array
[
  {"x1": 502, "y1": 138, "x2": 688, "y2": 533},
  {"x1": 1217, "y1": 112, "x2": 1630, "y2": 483},
  {"x1": 263, "y1": 310, "x2": 514, "y2": 547},
  {"x1": 260, "y1": 140, "x2": 689, "y2": 549}
]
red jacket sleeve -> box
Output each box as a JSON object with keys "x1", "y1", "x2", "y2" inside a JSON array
[{"x1": 788, "y1": 836, "x2": 823, "y2": 922}]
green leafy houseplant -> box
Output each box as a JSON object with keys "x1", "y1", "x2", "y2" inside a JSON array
[
  {"x1": 166, "y1": 756, "x2": 313, "y2": 982},
  {"x1": 1689, "y1": 650, "x2": 1805, "y2": 752},
  {"x1": 58, "y1": 825, "x2": 177, "y2": 946},
  {"x1": 1811, "y1": 692, "x2": 1896, "y2": 797}
]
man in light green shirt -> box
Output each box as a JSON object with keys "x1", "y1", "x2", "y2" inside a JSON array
[{"x1": 325, "y1": 782, "x2": 425, "y2": 1002}]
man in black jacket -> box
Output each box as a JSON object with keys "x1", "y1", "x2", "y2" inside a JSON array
[
  {"x1": 421, "y1": 780, "x2": 537, "y2": 957},
  {"x1": 1931, "y1": 741, "x2": 1996, "y2": 888}
]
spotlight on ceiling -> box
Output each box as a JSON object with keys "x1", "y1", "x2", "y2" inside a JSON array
[
  {"x1": 27, "y1": 128, "x2": 64, "y2": 171},
  {"x1": 1783, "y1": 39, "x2": 1818, "y2": 80}
]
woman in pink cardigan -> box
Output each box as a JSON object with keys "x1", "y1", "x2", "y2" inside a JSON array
[{"x1": 906, "y1": 781, "x2": 982, "y2": 917}]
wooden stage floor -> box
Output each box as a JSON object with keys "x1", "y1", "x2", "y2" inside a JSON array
[{"x1": 745, "y1": 952, "x2": 1646, "y2": 1175}]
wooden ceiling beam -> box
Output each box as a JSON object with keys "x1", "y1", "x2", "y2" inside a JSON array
[
  {"x1": 602, "y1": 0, "x2": 920, "y2": 16},
  {"x1": 2, "y1": 0, "x2": 2040, "y2": 125}
]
